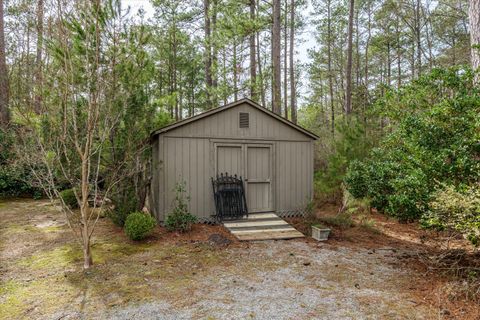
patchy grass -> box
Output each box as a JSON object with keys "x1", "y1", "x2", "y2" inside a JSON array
[
  {"x1": 0, "y1": 200, "x2": 236, "y2": 318},
  {"x1": 2, "y1": 239, "x2": 231, "y2": 317},
  {"x1": 1, "y1": 223, "x2": 38, "y2": 235},
  {"x1": 357, "y1": 215, "x2": 381, "y2": 234},
  {"x1": 2, "y1": 199, "x2": 479, "y2": 319}
]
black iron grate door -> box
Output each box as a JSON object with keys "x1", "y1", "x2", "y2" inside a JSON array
[{"x1": 212, "y1": 173, "x2": 248, "y2": 221}]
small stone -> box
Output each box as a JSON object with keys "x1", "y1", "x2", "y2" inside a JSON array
[
  {"x1": 355, "y1": 283, "x2": 360, "y2": 289},
  {"x1": 208, "y1": 234, "x2": 232, "y2": 247},
  {"x1": 440, "y1": 309, "x2": 450, "y2": 316}
]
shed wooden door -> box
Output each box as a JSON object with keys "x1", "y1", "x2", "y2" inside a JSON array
[
  {"x1": 214, "y1": 143, "x2": 273, "y2": 213},
  {"x1": 245, "y1": 145, "x2": 272, "y2": 213},
  {"x1": 216, "y1": 145, "x2": 243, "y2": 177}
]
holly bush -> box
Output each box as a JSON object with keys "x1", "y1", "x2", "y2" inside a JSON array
[{"x1": 345, "y1": 67, "x2": 480, "y2": 233}]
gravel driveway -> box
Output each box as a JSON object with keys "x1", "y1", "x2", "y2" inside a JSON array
[
  {"x1": 107, "y1": 240, "x2": 433, "y2": 320},
  {"x1": 1, "y1": 200, "x2": 437, "y2": 320}
]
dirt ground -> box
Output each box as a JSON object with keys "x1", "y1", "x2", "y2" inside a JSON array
[{"x1": 0, "y1": 199, "x2": 478, "y2": 319}]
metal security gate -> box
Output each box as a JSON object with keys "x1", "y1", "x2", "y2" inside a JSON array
[{"x1": 212, "y1": 173, "x2": 248, "y2": 221}]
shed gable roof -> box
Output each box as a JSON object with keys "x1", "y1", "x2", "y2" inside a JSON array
[{"x1": 150, "y1": 98, "x2": 318, "y2": 140}]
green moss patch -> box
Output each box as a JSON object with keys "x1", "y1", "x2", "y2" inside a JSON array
[{"x1": 17, "y1": 240, "x2": 152, "y2": 271}]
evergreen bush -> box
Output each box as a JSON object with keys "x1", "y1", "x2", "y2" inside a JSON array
[
  {"x1": 109, "y1": 184, "x2": 139, "y2": 227},
  {"x1": 0, "y1": 130, "x2": 43, "y2": 198},
  {"x1": 124, "y1": 211, "x2": 157, "y2": 240},
  {"x1": 59, "y1": 189, "x2": 78, "y2": 208}
]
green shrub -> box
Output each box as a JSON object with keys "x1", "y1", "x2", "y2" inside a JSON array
[
  {"x1": 0, "y1": 129, "x2": 45, "y2": 199},
  {"x1": 422, "y1": 184, "x2": 480, "y2": 246},
  {"x1": 345, "y1": 67, "x2": 480, "y2": 222},
  {"x1": 59, "y1": 189, "x2": 78, "y2": 208},
  {"x1": 124, "y1": 211, "x2": 157, "y2": 240},
  {"x1": 344, "y1": 161, "x2": 369, "y2": 199},
  {"x1": 165, "y1": 181, "x2": 197, "y2": 232}
]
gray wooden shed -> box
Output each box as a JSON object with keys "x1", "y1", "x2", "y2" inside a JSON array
[{"x1": 149, "y1": 98, "x2": 318, "y2": 223}]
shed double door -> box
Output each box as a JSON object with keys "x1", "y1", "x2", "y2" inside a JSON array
[{"x1": 215, "y1": 143, "x2": 273, "y2": 213}]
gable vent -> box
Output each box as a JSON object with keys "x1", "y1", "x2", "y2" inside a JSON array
[{"x1": 239, "y1": 112, "x2": 249, "y2": 128}]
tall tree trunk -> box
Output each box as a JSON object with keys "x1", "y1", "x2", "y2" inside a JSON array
[
  {"x1": 415, "y1": 0, "x2": 422, "y2": 77},
  {"x1": 469, "y1": 0, "x2": 480, "y2": 79},
  {"x1": 256, "y1": 23, "x2": 266, "y2": 106},
  {"x1": 257, "y1": 38, "x2": 266, "y2": 107},
  {"x1": 222, "y1": 47, "x2": 228, "y2": 105},
  {"x1": 212, "y1": 0, "x2": 218, "y2": 105},
  {"x1": 0, "y1": 0, "x2": 9, "y2": 127},
  {"x1": 327, "y1": 0, "x2": 334, "y2": 135},
  {"x1": 344, "y1": 0, "x2": 354, "y2": 115},
  {"x1": 34, "y1": 0, "x2": 44, "y2": 114},
  {"x1": 355, "y1": 7, "x2": 360, "y2": 87},
  {"x1": 233, "y1": 38, "x2": 238, "y2": 100},
  {"x1": 411, "y1": 38, "x2": 415, "y2": 80},
  {"x1": 387, "y1": 42, "x2": 391, "y2": 86},
  {"x1": 289, "y1": 0, "x2": 296, "y2": 123},
  {"x1": 173, "y1": 27, "x2": 179, "y2": 120},
  {"x1": 283, "y1": 0, "x2": 288, "y2": 119},
  {"x1": 249, "y1": 0, "x2": 257, "y2": 101},
  {"x1": 204, "y1": 0, "x2": 212, "y2": 106},
  {"x1": 272, "y1": 0, "x2": 281, "y2": 114},
  {"x1": 396, "y1": 14, "x2": 402, "y2": 88},
  {"x1": 365, "y1": 2, "x2": 371, "y2": 89},
  {"x1": 415, "y1": 0, "x2": 422, "y2": 76},
  {"x1": 168, "y1": 31, "x2": 174, "y2": 118}
]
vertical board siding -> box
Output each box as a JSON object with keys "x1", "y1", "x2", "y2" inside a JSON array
[
  {"x1": 157, "y1": 136, "x2": 165, "y2": 220},
  {"x1": 156, "y1": 138, "x2": 314, "y2": 221},
  {"x1": 163, "y1": 103, "x2": 311, "y2": 142},
  {"x1": 275, "y1": 141, "x2": 313, "y2": 212},
  {"x1": 217, "y1": 145, "x2": 242, "y2": 176},
  {"x1": 150, "y1": 139, "x2": 159, "y2": 219},
  {"x1": 161, "y1": 137, "x2": 213, "y2": 221},
  {"x1": 153, "y1": 102, "x2": 316, "y2": 222}
]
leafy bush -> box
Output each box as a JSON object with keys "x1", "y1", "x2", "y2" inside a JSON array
[
  {"x1": 59, "y1": 189, "x2": 78, "y2": 208},
  {"x1": 0, "y1": 130, "x2": 44, "y2": 198},
  {"x1": 124, "y1": 211, "x2": 157, "y2": 240},
  {"x1": 164, "y1": 181, "x2": 197, "y2": 232},
  {"x1": 345, "y1": 67, "x2": 480, "y2": 222},
  {"x1": 422, "y1": 185, "x2": 480, "y2": 246}
]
